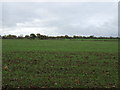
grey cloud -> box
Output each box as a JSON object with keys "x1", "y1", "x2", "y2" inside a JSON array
[{"x1": 1, "y1": 2, "x2": 118, "y2": 37}]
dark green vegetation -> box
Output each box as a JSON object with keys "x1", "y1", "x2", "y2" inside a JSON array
[
  {"x1": 1, "y1": 33, "x2": 119, "y2": 39},
  {"x1": 2, "y1": 39, "x2": 118, "y2": 88}
]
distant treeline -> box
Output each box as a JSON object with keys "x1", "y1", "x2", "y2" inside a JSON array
[{"x1": 0, "y1": 33, "x2": 120, "y2": 39}]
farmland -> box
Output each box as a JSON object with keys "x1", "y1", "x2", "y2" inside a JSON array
[{"x1": 2, "y1": 39, "x2": 118, "y2": 88}]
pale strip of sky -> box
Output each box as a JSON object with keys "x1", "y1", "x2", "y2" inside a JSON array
[{"x1": 0, "y1": 0, "x2": 119, "y2": 2}]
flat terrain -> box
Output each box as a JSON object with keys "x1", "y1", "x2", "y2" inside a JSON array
[{"x1": 2, "y1": 39, "x2": 118, "y2": 88}]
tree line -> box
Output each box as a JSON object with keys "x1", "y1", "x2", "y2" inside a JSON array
[{"x1": 0, "y1": 33, "x2": 119, "y2": 39}]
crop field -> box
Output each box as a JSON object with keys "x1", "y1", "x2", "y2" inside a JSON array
[{"x1": 2, "y1": 39, "x2": 119, "y2": 88}]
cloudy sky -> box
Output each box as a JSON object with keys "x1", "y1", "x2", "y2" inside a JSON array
[{"x1": 0, "y1": 2, "x2": 118, "y2": 37}]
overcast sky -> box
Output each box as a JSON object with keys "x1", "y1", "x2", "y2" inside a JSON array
[{"x1": 0, "y1": 2, "x2": 118, "y2": 37}]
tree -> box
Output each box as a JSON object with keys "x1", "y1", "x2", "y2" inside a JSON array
[
  {"x1": 25, "y1": 35, "x2": 29, "y2": 39},
  {"x1": 89, "y1": 35, "x2": 94, "y2": 39},
  {"x1": 65, "y1": 35, "x2": 69, "y2": 39},
  {"x1": 0, "y1": 35, "x2": 1, "y2": 39},
  {"x1": 30, "y1": 33, "x2": 36, "y2": 39},
  {"x1": 36, "y1": 33, "x2": 41, "y2": 39},
  {"x1": 40, "y1": 35, "x2": 47, "y2": 39},
  {"x1": 6, "y1": 34, "x2": 17, "y2": 39},
  {"x1": 73, "y1": 35, "x2": 77, "y2": 39}
]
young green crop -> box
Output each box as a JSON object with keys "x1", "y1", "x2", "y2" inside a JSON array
[{"x1": 2, "y1": 39, "x2": 118, "y2": 88}]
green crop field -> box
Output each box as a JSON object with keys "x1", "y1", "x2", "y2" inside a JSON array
[{"x1": 2, "y1": 39, "x2": 119, "y2": 88}]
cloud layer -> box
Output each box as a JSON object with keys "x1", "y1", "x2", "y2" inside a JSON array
[{"x1": 1, "y1": 2, "x2": 118, "y2": 36}]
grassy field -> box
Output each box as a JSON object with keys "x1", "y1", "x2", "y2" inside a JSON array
[{"x1": 2, "y1": 39, "x2": 118, "y2": 88}]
